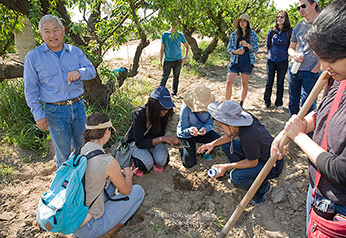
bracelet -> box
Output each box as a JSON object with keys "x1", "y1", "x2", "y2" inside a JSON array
[{"x1": 184, "y1": 56, "x2": 188, "y2": 59}]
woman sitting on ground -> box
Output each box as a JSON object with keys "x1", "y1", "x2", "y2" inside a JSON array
[
  {"x1": 73, "y1": 112, "x2": 145, "y2": 238},
  {"x1": 177, "y1": 86, "x2": 220, "y2": 168},
  {"x1": 128, "y1": 86, "x2": 180, "y2": 176}
]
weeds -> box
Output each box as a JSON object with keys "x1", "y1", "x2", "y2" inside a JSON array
[
  {"x1": 0, "y1": 162, "x2": 13, "y2": 179},
  {"x1": 0, "y1": 80, "x2": 49, "y2": 154}
]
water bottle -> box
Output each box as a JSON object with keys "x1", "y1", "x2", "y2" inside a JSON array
[
  {"x1": 208, "y1": 167, "x2": 219, "y2": 177},
  {"x1": 291, "y1": 52, "x2": 303, "y2": 74}
]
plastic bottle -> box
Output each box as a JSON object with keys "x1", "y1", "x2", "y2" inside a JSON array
[
  {"x1": 291, "y1": 53, "x2": 303, "y2": 74},
  {"x1": 208, "y1": 167, "x2": 219, "y2": 177}
]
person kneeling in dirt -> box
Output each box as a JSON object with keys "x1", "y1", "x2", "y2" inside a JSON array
[
  {"x1": 127, "y1": 86, "x2": 181, "y2": 177},
  {"x1": 197, "y1": 100, "x2": 284, "y2": 204},
  {"x1": 74, "y1": 113, "x2": 145, "y2": 238},
  {"x1": 177, "y1": 86, "x2": 220, "y2": 168}
]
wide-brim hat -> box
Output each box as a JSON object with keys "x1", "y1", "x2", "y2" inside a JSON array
[
  {"x1": 150, "y1": 86, "x2": 175, "y2": 108},
  {"x1": 234, "y1": 13, "x2": 251, "y2": 28},
  {"x1": 183, "y1": 86, "x2": 215, "y2": 112},
  {"x1": 207, "y1": 100, "x2": 253, "y2": 127}
]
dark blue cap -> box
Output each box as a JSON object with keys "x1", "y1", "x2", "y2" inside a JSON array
[{"x1": 150, "y1": 86, "x2": 175, "y2": 108}]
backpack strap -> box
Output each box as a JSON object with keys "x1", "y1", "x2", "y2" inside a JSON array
[
  {"x1": 85, "y1": 150, "x2": 105, "y2": 160},
  {"x1": 83, "y1": 149, "x2": 130, "y2": 206}
]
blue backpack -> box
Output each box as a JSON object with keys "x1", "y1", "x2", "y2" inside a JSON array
[{"x1": 36, "y1": 149, "x2": 129, "y2": 234}]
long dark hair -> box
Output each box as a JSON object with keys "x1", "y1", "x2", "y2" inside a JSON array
[
  {"x1": 236, "y1": 20, "x2": 251, "y2": 43},
  {"x1": 83, "y1": 112, "x2": 110, "y2": 144},
  {"x1": 274, "y1": 11, "x2": 291, "y2": 33},
  {"x1": 146, "y1": 97, "x2": 173, "y2": 134}
]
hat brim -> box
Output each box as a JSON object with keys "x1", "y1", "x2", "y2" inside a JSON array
[
  {"x1": 159, "y1": 98, "x2": 175, "y2": 108},
  {"x1": 207, "y1": 102, "x2": 253, "y2": 126},
  {"x1": 234, "y1": 17, "x2": 251, "y2": 28},
  {"x1": 183, "y1": 93, "x2": 215, "y2": 112}
]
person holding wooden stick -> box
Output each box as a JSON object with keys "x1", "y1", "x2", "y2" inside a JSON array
[{"x1": 272, "y1": 0, "x2": 346, "y2": 235}]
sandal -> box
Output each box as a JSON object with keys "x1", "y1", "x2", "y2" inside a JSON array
[
  {"x1": 132, "y1": 161, "x2": 143, "y2": 177},
  {"x1": 153, "y1": 164, "x2": 164, "y2": 173}
]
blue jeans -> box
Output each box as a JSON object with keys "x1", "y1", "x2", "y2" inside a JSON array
[
  {"x1": 160, "y1": 60, "x2": 182, "y2": 94},
  {"x1": 264, "y1": 59, "x2": 288, "y2": 107},
  {"x1": 179, "y1": 130, "x2": 220, "y2": 168},
  {"x1": 306, "y1": 184, "x2": 346, "y2": 235},
  {"x1": 288, "y1": 70, "x2": 320, "y2": 116},
  {"x1": 221, "y1": 140, "x2": 283, "y2": 198},
  {"x1": 74, "y1": 184, "x2": 145, "y2": 238},
  {"x1": 44, "y1": 99, "x2": 86, "y2": 168}
]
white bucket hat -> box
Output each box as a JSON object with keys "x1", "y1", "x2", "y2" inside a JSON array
[{"x1": 207, "y1": 100, "x2": 253, "y2": 126}]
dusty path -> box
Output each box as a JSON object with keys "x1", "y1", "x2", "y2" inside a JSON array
[{"x1": 0, "y1": 39, "x2": 313, "y2": 238}]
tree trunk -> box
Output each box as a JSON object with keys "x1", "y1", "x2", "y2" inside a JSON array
[
  {"x1": 127, "y1": 0, "x2": 150, "y2": 77},
  {"x1": 0, "y1": 60, "x2": 24, "y2": 82},
  {"x1": 182, "y1": 28, "x2": 202, "y2": 61},
  {"x1": 200, "y1": 37, "x2": 218, "y2": 63},
  {"x1": 14, "y1": 16, "x2": 36, "y2": 63},
  {"x1": 83, "y1": 74, "x2": 110, "y2": 108}
]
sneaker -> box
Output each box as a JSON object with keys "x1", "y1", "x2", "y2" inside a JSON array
[
  {"x1": 262, "y1": 104, "x2": 270, "y2": 109},
  {"x1": 132, "y1": 162, "x2": 143, "y2": 177},
  {"x1": 250, "y1": 183, "x2": 272, "y2": 205},
  {"x1": 153, "y1": 164, "x2": 164, "y2": 173},
  {"x1": 276, "y1": 105, "x2": 284, "y2": 110}
]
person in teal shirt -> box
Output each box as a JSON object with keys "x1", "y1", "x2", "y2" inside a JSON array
[{"x1": 159, "y1": 22, "x2": 189, "y2": 96}]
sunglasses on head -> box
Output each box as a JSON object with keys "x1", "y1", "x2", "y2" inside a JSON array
[
  {"x1": 276, "y1": 16, "x2": 285, "y2": 19},
  {"x1": 297, "y1": 4, "x2": 307, "y2": 11}
]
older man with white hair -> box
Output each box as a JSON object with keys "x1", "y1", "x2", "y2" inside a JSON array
[{"x1": 24, "y1": 15, "x2": 96, "y2": 168}]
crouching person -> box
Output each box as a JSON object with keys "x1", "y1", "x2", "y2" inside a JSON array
[
  {"x1": 74, "y1": 113, "x2": 145, "y2": 238},
  {"x1": 197, "y1": 101, "x2": 284, "y2": 204}
]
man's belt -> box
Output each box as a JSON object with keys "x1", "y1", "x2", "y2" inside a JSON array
[{"x1": 48, "y1": 95, "x2": 82, "y2": 106}]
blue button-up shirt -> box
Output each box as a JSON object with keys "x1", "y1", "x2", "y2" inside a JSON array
[
  {"x1": 24, "y1": 43, "x2": 96, "y2": 121},
  {"x1": 227, "y1": 29, "x2": 258, "y2": 65},
  {"x1": 267, "y1": 28, "x2": 292, "y2": 62},
  {"x1": 177, "y1": 103, "x2": 214, "y2": 138}
]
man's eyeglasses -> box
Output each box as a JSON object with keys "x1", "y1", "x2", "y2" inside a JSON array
[
  {"x1": 297, "y1": 4, "x2": 307, "y2": 11},
  {"x1": 276, "y1": 16, "x2": 285, "y2": 19}
]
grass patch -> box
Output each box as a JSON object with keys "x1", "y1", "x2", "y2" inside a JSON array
[
  {"x1": 0, "y1": 80, "x2": 49, "y2": 154},
  {"x1": 0, "y1": 162, "x2": 13, "y2": 179},
  {"x1": 0, "y1": 76, "x2": 155, "y2": 156}
]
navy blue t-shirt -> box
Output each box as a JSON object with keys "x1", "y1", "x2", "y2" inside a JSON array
[{"x1": 238, "y1": 114, "x2": 273, "y2": 162}]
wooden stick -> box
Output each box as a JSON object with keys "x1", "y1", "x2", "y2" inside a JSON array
[{"x1": 218, "y1": 71, "x2": 330, "y2": 238}]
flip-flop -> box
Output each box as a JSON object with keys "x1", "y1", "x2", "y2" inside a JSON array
[
  {"x1": 132, "y1": 161, "x2": 143, "y2": 177},
  {"x1": 153, "y1": 164, "x2": 164, "y2": 173}
]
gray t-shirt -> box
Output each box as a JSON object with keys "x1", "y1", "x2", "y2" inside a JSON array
[{"x1": 291, "y1": 20, "x2": 319, "y2": 71}]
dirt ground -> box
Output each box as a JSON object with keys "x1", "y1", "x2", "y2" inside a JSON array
[{"x1": 0, "y1": 40, "x2": 314, "y2": 238}]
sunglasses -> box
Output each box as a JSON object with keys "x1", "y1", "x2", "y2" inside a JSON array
[
  {"x1": 297, "y1": 4, "x2": 306, "y2": 11},
  {"x1": 276, "y1": 16, "x2": 285, "y2": 19},
  {"x1": 161, "y1": 108, "x2": 169, "y2": 112}
]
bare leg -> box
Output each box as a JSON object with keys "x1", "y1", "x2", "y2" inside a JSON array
[
  {"x1": 100, "y1": 224, "x2": 124, "y2": 238},
  {"x1": 240, "y1": 73, "x2": 251, "y2": 102},
  {"x1": 226, "y1": 72, "x2": 238, "y2": 100}
]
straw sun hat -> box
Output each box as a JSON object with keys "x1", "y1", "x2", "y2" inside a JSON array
[
  {"x1": 183, "y1": 86, "x2": 215, "y2": 112},
  {"x1": 234, "y1": 13, "x2": 251, "y2": 27}
]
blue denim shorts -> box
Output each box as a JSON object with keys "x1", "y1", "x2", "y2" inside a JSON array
[{"x1": 228, "y1": 62, "x2": 254, "y2": 75}]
